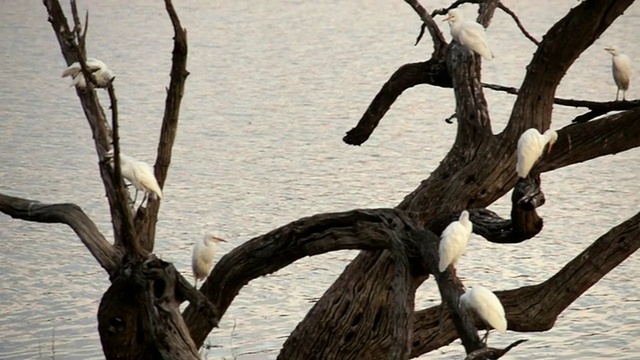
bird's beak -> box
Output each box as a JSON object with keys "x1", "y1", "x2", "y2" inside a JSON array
[
  {"x1": 442, "y1": 15, "x2": 452, "y2": 22},
  {"x1": 547, "y1": 143, "x2": 554, "y2": 154}
]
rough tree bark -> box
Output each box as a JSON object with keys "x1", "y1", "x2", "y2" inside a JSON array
[{"x1": 1, "y1": 0, "x2": 639, "y2": 359}]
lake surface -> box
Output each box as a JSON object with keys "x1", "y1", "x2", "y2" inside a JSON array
[{"x1": 1, "y1": 0, "x2": 639, "y2": 359}]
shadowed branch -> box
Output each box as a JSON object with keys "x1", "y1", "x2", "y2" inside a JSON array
[
  {"x1": 134, "y1": 0, "x2": 190, "y2": 252},
  {"x1": 0, "y1": 193, "x2": 119, "y2": 273},
  {"x1": 411, "y1": 210, "x2": 640, "y2": 357}
]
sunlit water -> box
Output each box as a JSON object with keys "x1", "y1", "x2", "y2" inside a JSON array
[{"x1": 1, "y1": 0, "x2": 639, "y2": 359}]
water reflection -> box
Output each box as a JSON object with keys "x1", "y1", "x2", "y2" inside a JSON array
[{"x1": 1, "y1": 0, "x2": 640, "y2": 359}]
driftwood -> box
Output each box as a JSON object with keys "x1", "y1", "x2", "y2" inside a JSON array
[{"x1": 1, "y1": 0, "x2": 639, "y2": 359}]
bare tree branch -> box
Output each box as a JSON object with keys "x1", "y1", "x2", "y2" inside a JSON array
[
  {"x1": 134, "y1": 0, "x2": 189, "y2": 252},
  {"x1": 465, "y1": 339, "x2": 528, "y2": 360},
  {"x1": 404, "y1": 0, "x2": 447, "y2": 56},
  {"x1": 343, "y1": 59, "x2": 450, "y2": 145},
  {"x1": 44, "y1": 0, "x2": 128, "y2": 245},
  {"x1": 183, "y1": 208, "x2": 432, "y2": 347},
  {"x1": 411, "y1": 210, "x2": 640, "y2": 357},
  {"x1": 497, "y1": 2, "x2": 539, "y2": 45},
  {"x1": 538, "y1": 107, "x2": 640, "y2": 174},
  {"x1": 484, "y1": 82, "x2": 640, "y2": 115},
  {"x1": 0, "y1": 193, "x2": 119, "y2": 274},
  {"x1": 503, "y1": 0, "x2": 635, "y2": 138}
]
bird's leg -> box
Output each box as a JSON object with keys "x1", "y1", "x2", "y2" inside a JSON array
[
  {"x1": 194, "y1": 278, "x2": 198, "y2": 288},
  {"x1": 140, "y1": 193, "x2": 149, "y2": 208},
  {"x1": 482, "y1": 329, "x2": 491, "y2": 344},
  {"x1": 623, "y1": 90, "x2": 627, "y2": 101},
  {"x1": 616, "y1": 89, "x2": 620, "y2": 101},
  {"x1": 133, "y1": 189, "x2": 139, "y2": 204}
]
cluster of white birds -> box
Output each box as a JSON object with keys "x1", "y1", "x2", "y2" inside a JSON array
[
  {"x1": 61, "y1": 57, "x2": 114, "y2": 89},
  {"x1": 437, "y1": 210, "x2": 507, "y2": 342},
  {"x1": 441, "y1": 9, "x2": 633, "y2": 101}
]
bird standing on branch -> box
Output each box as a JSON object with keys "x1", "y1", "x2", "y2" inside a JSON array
[
  {"x1": 460, "y1": 285, "x2": 507, "y2": 343},
  {"x1": 443, "y1": 9, "x2": 494, "y2": 60},
  {"x1": 107, "y1": 151, "x2": 163, "y2": 205},
  {"x1": 516, "y1": 128, "x2": 558, "y2": 178},
  {"x1": 192, "y1": 234, "x2": 227, "y2": 287},
  {"x1": 605, "y1": 47, "x2": 632, "y2": 101},
  {"x1": 438, "y1": 210, "x2": 473, "y2": 273},
  {"x1": 61, "y1": 57, "x2": 114, "y2": 89}
]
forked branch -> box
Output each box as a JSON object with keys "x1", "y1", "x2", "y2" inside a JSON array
[{"x1": 411, "y1": 210, "x2": 640, "y2": 357}]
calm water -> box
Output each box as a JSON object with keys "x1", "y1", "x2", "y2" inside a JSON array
[{"x1": 1, "y1": 0, "x2": 640, "y2": 359}]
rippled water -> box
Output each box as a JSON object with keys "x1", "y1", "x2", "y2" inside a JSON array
[{"x1": 1, "y1": 0, "x2": 639, "y2": 359}]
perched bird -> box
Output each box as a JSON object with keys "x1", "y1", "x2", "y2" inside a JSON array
[
  {"x1": 605, "y1": 47, "x2": 632, "y2": 101},
  {"x1": 192, "y1": 234, "x2": 227, "y2": 286},
  {"x1": 443, "y1": 9, "x2": 494, "y2": 60},
  {"x1": 61, "y1": 58, "x2": 114, "y2": 89},
  {"x1": 438, "y1": 210, "x2": 473, "y2": 273},
  {"x1": 107, "y1": 151, "x2": 163, "y2": 204},
  {"x1": 516, "y1": 128, "x2": 558, "y2": 178},
  {"x1": 460, "y1": 285, "x2": 507, "y2": 343}
]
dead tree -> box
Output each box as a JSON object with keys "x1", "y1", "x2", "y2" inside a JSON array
[{"x1": 1, "y1": 0, "x2": 639, "y2": 359}]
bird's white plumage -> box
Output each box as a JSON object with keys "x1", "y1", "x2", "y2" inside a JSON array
[
  {"x1": 516, "y1": 128, "x2": 558, "y2": 178},
  {"x1": 118, "y1": 154, "x2": 163, "y2": 200},
  {"x1": 605, "y1": 47, "x2": 632, "y2": 101},
  {"x1": 438, "y1": 210, "x2": 473, "y2": 272},
  {"x1": 460, "y1": 285, "x2": 507, "y2": 333},
  {"x1": 192, "y1": 234, "x2": 226, "y2": 283},
  {"x1": 61, "y1": 58, "x2": 114, "y2": 88},
  {"x1": 443, "y1": 9, "x2": 493, "y2": 60}
]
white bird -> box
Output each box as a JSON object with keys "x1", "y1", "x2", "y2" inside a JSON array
[
  {"x1": 443, "y1": 9, "x2": 494, "y2": 60},
  {"x1": 192, "y1": 234, "x2": 227, "y2": 287},
  {"x1": 460, "y1": 285, "x2": 507, "y2": 343},
  {"x1": 516, "y1": 128, "x2": 558, "y2": 178},
  {"x1": 61, "y1": 58, "x2": 114, "y2": 89},
  {"x1": 605, "y1": 47, "x2": 632, "y2": 101},
  {"x1": 438, "y1": 210, "x2": 473, "y2": 273},
  {"x1": 108, "y1": 151, "x2": 163, "y2": 204}
]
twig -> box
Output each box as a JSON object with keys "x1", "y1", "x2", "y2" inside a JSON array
[
  {"x1": 69, "y1": 0, "x2": 97, "y2": 89},
  {"x1": 404, "y1": 0, "x2": 447, "y2": 56},
  {"x1": 80, "y1": 10, "x2": 89, "y2": 52},
  {"x1": 431, "y1": 0, "x2": 480, "y2": 17},
  {"x1": 498, "y1": 2, "x2": 539, "y2": 45},
  {"x1": 483, "y1": 82, "x2": 640, "y2": 120},
  {"x1": 445, "y1": 113, "x2": 457, "y2": 124}
]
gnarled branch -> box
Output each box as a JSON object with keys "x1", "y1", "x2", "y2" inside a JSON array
[
  {"x1": 135, "y1": 0, "x2": 189, "y2": 252},
  {"x1": 0, "y1": 193, "x2": 119, "y2": 274},
  {"x1": 410, "y1": 210, "x2": 640, "y2": 357}
]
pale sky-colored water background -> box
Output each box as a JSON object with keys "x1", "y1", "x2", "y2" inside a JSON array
[{"x1": 1, "y1": 0, "x2": 639, "y2": 359}]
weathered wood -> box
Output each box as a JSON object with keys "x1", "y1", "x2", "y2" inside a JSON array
[
  {"x1": 0, "y1": 193, "x2": 119, "y2": 274},
  {"x1": 98, "y1": 257, "x2": 202, "y2": 360},
  {"x1": 135, "y1": 0, "x2": 189, "y2": 252},
  {"x1": 410, "y1": 210, "x2": 640, "y2": 356}
]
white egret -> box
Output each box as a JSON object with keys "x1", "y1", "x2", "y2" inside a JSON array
[
  {"x1": 516, "y1": 128, "x2": 558, "y2": 178},
  {"x1": 460, "y1": 285, "x2": 507, "y2": 343},
  {"x1": 61, "y1": 58, "x2": 114, "y2": 89},
  {"x1": 192, "y1": 234, "x2": 227, "y2": 287},
  {"x1": 438, "y1": 210, "x2": 473, "y2": 273},
  {"x1": 443, "y1": 9, "x2": 494, "y2": 60},
  {"x1": 605, "y1": 47, "x2": 632, "y2": 101},
  {"x1": 107, "y1": 151, "x2": 163, "y2": 204}
]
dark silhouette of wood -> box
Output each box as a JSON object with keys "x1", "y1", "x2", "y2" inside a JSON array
[
  {"x1": 465, "y1": 339, "x2": 528, "y2": 360},
  {"x1": 1, "y1": 0, "x2": 640, "y2": 359}
]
